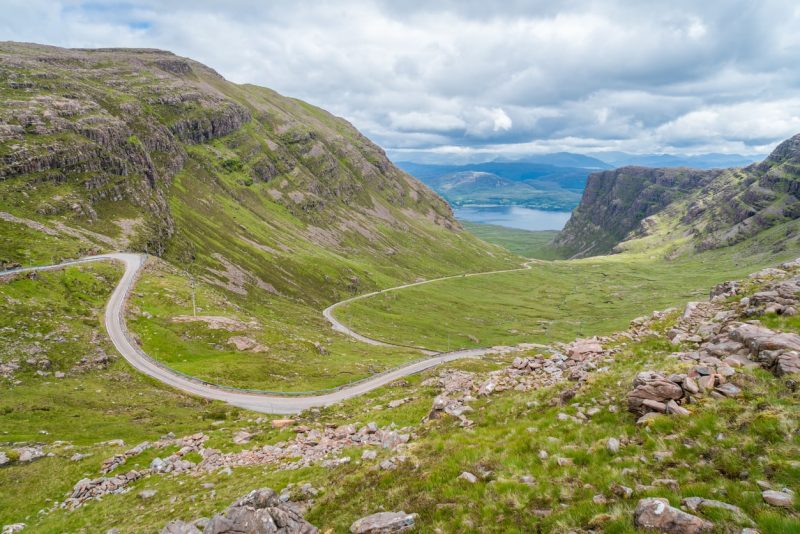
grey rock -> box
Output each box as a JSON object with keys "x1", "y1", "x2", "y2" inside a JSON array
[
  {"x1": 350, "y1": 511, "x2": 418, "y2": 533},
  {"x1": 160, "y1": 520, "x2": 202, "y2": 534},
  {"x1": 458, "y1": 471, "x2": 478, "y2": 483},
  {"x1": 762, "y1": 489, "x2": 793, "y2": 508},
  {"x1": 607, "y1": 437, "x2": 620, "y2": 454}
]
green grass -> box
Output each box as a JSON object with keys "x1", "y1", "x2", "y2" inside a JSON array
[
  {"x1": 127, "y1": 260, "x2": 424, "y2": 391},
  {"x1": 0, "y1": 263, "x2": 250, "y2": 527},
  {"x1": 8, "y1": 290, "x2": 796, "y2": 532},
  {"x1": 334, "y1": 237, "x2": 800, "y2": 352},
  {"x1": 461, "y1": 222, "x2": 565, "y2": 260}
]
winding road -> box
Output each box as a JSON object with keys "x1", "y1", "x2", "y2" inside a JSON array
[{"x1": 2, "y1": 253, "x2": 533, "y2": 414}]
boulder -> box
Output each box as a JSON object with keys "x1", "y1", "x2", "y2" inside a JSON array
[
  {"x1": 774, "y1": 351, "x2": 800, "y2": 375},
  {"x1": 350, "y1": 511, "x2": 418, "y2": 533},
  {"x1": 161, "y1": 520, "x2": 202, "y2": 534},
  {"x1": 762, "y1": 490, "x2": 793, "y2": 508},
  {"x1": 628, "y1": 373, "x2": 684, "y2": 415},
  {"x1": 634, "y1": 498, "x2": 713, "y2": 533},
  {"x1": 162, "y1": 488, "x2": 317, "y2": 534}
]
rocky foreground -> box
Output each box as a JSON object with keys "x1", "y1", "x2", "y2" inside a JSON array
[{"x1": 3, "y1": 260, "x2": 800, "y2": 532}]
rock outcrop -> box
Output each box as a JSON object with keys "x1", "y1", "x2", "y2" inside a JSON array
[
  {"x1": 161, "y1": 488, "x2": 317, "y2": 534},
  {"x1": 554, "y1": 133, "x2": 800, "y2": 258}
]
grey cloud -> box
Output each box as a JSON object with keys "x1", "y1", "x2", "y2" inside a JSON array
[{"x1": 2, "y1": 0, "x2": 799, "y2": 156}]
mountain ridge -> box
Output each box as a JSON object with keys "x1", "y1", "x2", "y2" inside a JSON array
[{"x1": 554, "y1": 133, "x2": 800, "y2": 258}]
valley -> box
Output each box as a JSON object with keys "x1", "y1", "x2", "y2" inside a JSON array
[{"x1": 1, "y1": 41, "x2": 799, "y2": 534}]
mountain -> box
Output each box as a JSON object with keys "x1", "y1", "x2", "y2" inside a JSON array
[
  {"x1": 396, "y1": 161, "x2": 589, "y2": 210},
  {"x1": 554, "y1": 133, "x2": 800, "y2": 257},
  {"x1": 495, "y1": 151, "x2": 611, "y2": 169},
  {"x1": 595, "y1": 151, "x2": 762, "y2": 169},
  {"x1": 0, "y1": 42, "x2": 516, "y2": 302}
]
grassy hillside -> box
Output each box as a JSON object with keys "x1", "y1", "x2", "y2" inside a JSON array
[
  {"x1": 0, "y1": 42, "x2": 519, "y2": 393},
  {"x1": 3, "y1": 262, "x2": 798, "y2": 532}
]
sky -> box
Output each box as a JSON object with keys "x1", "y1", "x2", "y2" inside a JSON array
[{"x1": 2, "y1": 0, "x2": 800, "y2": 161}]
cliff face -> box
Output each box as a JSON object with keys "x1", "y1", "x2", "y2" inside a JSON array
[
  {"x1": 0, "y1": 42, "x2": 515, "y2": 302},
  {"x1": 553, "y1": 166, "x2": 721, "y2": 257},
  {"x1": 554, "y1": 133, "x2": 800, "y2": 258}
]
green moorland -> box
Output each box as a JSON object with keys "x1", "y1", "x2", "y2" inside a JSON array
[
  {"x1": 460, "y1": 222, "x2": 565, "y2": 260},
  {"x1": 0, "y1": 263, "x2": 250, "y2": 527},
  {"x1": 5, "y1": 296, "x2": 798, "y2": 532},
  {"x1": 127, "y1": 259, "x2": 423, "y2": 392},
  {"x1": 335, "y1": 220, "x2": 800, "y2": 352}
]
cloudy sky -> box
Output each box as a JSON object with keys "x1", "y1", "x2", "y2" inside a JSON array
[{"x1": 3, "y1": 0, "x2": 800, "y2": 160}]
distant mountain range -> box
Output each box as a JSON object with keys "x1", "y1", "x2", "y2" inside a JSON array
[{"x1": 396, "y1": 151, "x2": 764, "y2": 211}]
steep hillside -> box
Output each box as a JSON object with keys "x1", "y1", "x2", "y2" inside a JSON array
[
  {"x1": 555, "y1": 133, "x2": 800, "y2": 258},
  {"x1": 0, "y1": 42, "x2": 516, "y2": 305}
]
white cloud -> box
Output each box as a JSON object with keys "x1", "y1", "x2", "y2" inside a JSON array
[{"x1": 1, "y1": 1, "x2": 799, "y2": 157}]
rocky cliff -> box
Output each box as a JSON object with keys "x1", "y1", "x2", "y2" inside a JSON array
[{"x1": 554, "y1": 133, "x2": 800, "y2": 258}]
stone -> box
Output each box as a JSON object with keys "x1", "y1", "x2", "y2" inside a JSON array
[
  {"x1": 666, "y1": 400, "x2": 690, "y2": 416},
  {"x1": 0, "y1": 452, "x2": 8, "y2": 466},
  {"x1": 198, "y1": 488, "x2": 318, "y2": 534},
  {"x1": 607, "y1": 437, "x2": 620, "y2": 454},
  {"x1": 611, "y1": 483, "x2": 634, "y2": 499},
  {"x1": 774, "y1": 351, "x2": 800, "y2": 375},
  {"x1": 160, "y1": 520, "x2": 202, "y2": 534},
  {"x1": 682, "y1": 376, "x2": 699, "y2": 394},
  {"x1": 1, "y1": 525, "x2": 26, "y2": 534},
  {"x1": 628, "y1": 374, "x2": 684, "y2": 415},
  {"x1": 681, "y1": 497, "x2": 754, "y2": 527},
  {"x1": 637, "y1": 412, "x2": 663, "y2": 425},
  {"x1": 762, "y1": 490, "x2": 793, "y2": 508},
  {"x1": 634, "y1": 497, "x2": 713, "y2": 533},
  {"x1": 715, "y1": 383, "x2": 741, "y2": 397},
  {"x1": 458, "y1": 471, "x2": 478, "y2": 483},
  {"x1": 139, "y1": 489, "x2": 157, "y2": 499},
  {"x1": 232, "y1": 431, "x2": 253, "y2": 445},
  {"x1": 361, "y1": 450, "x2": 377, "y2": 460},
  {"x1": 350, "y1": 511, "x2": 418, "y2": 533},
  {"x1": 271, "y1": 419, "x2": 295, "y2": 429}
]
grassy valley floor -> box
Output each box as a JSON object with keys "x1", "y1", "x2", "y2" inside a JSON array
[
  {"x1": 460, "y1": 221, "x2": 565, "y2": 260},
  {"x1": 334, "y1": 224, "x2": 800, "y2": 352}
]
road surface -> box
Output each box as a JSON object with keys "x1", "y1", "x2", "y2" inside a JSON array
[{"x1": 2, "y1": 253, "x2": 533, "y2": 414}]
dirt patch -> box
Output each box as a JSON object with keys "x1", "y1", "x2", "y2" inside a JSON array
[
  {"x1": 227, "y1": 336, "x2": 269, "y2": 352},
  {"x1": 171, "y1": 315, "x2": 258, "y2": 332},
  {"x1": 0, "y1": 211, "x2": 59, "y2": 236},
  {"x1": 202, "y1": 253, "x2": 281, "y2": 296}
]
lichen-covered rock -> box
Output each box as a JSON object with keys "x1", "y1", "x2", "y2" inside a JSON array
[
  {"x1": 349, "y1": 511, "x2": 418, "y2": 533},
  {"x1": 161, "y1": 488, "x2": 317, "y2": 534}
]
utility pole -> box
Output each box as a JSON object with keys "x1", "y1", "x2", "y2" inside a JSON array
[{"x1": 191, "y1": 276, "x2": 197, "y2": 318}]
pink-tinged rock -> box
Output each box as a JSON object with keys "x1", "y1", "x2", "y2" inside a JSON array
[
  {"x1": 634, "y1": 497, "x2": 713, "y2": 533},
  {"x1": 271, "y1": 419, "x2": 295, "y2": 429},
  {"x1": 666, "y1": 400, "x2": 690, "y2": 416},
  {"x1": 774, "y1": 351, "x2": 800, "y2": 375},
  {"x1": 762, "y1": 490, "x2": 794, "y2": 508},
  {"x1": 628, "y1": 375, "x2": 683, "y2": 415}
]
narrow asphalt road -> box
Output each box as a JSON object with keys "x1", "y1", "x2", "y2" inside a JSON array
[{"x1": 2, "y1": 253, "x2": 533, "y2": 414}]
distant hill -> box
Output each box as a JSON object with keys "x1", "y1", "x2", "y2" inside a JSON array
[
  {"x1": 594, "y1": 152, "x2": 762, "y2": 169},
  {"x1": 396, "y1": 161, "x2": 590, "y2": 211}
]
